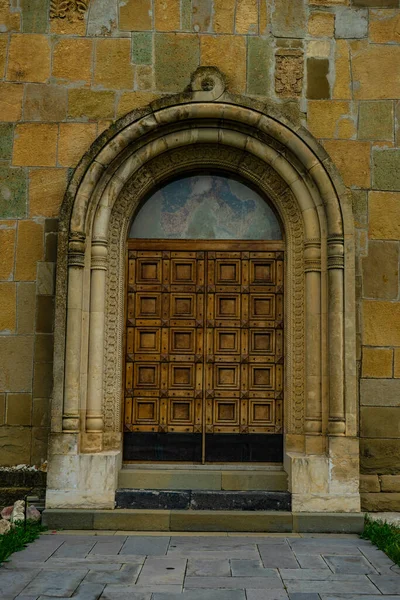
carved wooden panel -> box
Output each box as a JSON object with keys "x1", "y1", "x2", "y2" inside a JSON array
[{"x1": 124, "y1": 242, "x2": 283, "y2": 441}]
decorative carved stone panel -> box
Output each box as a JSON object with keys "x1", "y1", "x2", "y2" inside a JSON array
[
  {"x1": 50, "y1": 0, "x2": 89, "y2": 20},
  {"x1": 275, "y1": 49, "x2": 304, "y2": 98}
]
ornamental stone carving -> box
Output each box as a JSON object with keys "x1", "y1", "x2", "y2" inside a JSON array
[
  {"x1": 50, "y1": 0, "x2": 89, "y2": 20},
  {"x1": 275, "y1": 49, "x2": 304, "y2": 98}
]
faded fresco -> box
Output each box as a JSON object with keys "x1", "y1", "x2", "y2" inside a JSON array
[{"x1": 129, "y1": 175, "x2": 282, "y2": 240}]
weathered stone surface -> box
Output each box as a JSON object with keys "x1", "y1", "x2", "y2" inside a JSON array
[
  {"x1": 36, "y1": 295, "x2": 54, "y2": 333},
  {"x1": 380, "y1": 474, "x2": 400, "y2": 492},
  {"x1": 361, "y1": 378, "x2": 400, "y2": 407},
  {"x1": 6, "y1": 393, "x2": 32, "y2": 425},
  {"x1": 53, "y1": 38, "x2": 92, "y2": 83},
  {"x1": 369, "y1": 191, "x2": 400, "y2": 239},
  {"x1": 358, "y1": 101, "x2": 394, "y2": 141},
  {"x1": 307, "y1": 100, "x2": 350, "y2": 139},
  {"x1": 324, "y1": 140, "x2": 370, "y2": 187},
  {"x1": 307, "y1": 58, "x2": 330, "y2": 99},
  {"x1": 119, "y1": 0, "x2": 152, "y2": 31},
  {"x1": 29, "y1": 168, "x2": 67, "y2": 218},
  {"x1": 13, "y1": 123, "x2": 58, "y2": 167},
  {"x1": 308, "y1": 12, "x2": 335, "y2": 37},
  {"x1": 352, "y1": 190, "x2": 367, "y2": 227},
  {"x1": 0, "y1": 166, "x2": 27, "y2": 219},
  {"x1": 201, "y1": 35, "x2": 245, "y2": 93},
  {"x1": 354, "y1": 0, "x2": 399, "y2": 6},
  {"x1": 364, "y1": 301, "x2": 400, "y2": 346},
  {"x1": 0, "y1": 83, "x2": 24, "y2": 121},
  {"x1": 361, "y1": 438, "x2": 400, "y2": 473},
  {"x1": 87, "y1": 0, "x2": 118, "y2": 37},
  {"x1": 362, "y1": 241, "x2": 399, "y2": 299},
  {"x1": 335, "y1": 8, "x2": 368, "y2": 38},
  {"x1": 24, "y1": 83, "x2": 67, "y2": 122},
  {"x1": 35, "y1": 334, "x2": 54, "y2": 363},
  {"x1": 0, "y1": 282, "x2": 16, "y2": 332},
  {"x1": 117, "y1": 92, "x2": 160, "y2": 117},
  {"x1": 271, "y1": 0, "x2": 306, "y2": 37},
  {"x1": 247, "y1": 37, "x2": 273, "y2": 95},
  {"x1": 235, "y1": 0, "x2": 258, "y2": 34},
  {"x1": 154, "y1": 0, "x2": 180, "y2": 31},
  {"x1": 21, "y1": 0, "x2": 49, "y2": 33},
  {"x1": 0, "y1": 225, "x2": 16, "y2": 280},
  {"x1": 362, "y1": 347, "x2": 393, "y2": 379},
  {"x1": 136, "y1": 65, "x2": 153, "y2": 90},
  {"x1": 333, "y1": 39, "x2": 351, "y2": 99},
  {"x1": 68, "y1": 89, "x2": 115, "y2": 120},
  {"x1": 0, "y1": 34, "x2": 7, "y2": 78},
  {"x1": 33, "y1": 397, "x2": 50, "y2": 427},
  {"x1": 95, "y1": 38, "x2": 134, "y2": 90},
  {"x1": 15, "y1": 220, "x2": 43, "y2": 281},
  {"x1": 372, "y1": 148, "x2": 400, "y2": 191},
  {"x1": 31, "y1": 425, "x2": 49, "y2": 464},
  {"x1": 361, "y1": 492, "x2": 400, "y2": 512},
  {"x1": 361, "y1": 406, "x2": 400, "y2": 438},
  {"x1": 275, "y1": 49, "x2": 304, "y2": 97},
  {"x1": 213, "y1": 0, "x2": 235, "y2": 33},
  {"x1": 7, "y1": 33, "x2": 50, "y2": 82},
  {"x1": 33, "y1": 362, "x2": 53, "y2": 398},
  {"x1": 0, "y1": 123, "x2": 13, "y2": 160},
  {"x1": 360, "y1": 474, "x2": 380, "y2": 493},
  {"x1": 155, "y1": 34, "x2": 199, "y2": 92},
  {"x1": 352, "y1": 43, "x2": 400, "y2": 99},
  {"x1": 132, "y1": 32, "x2": 152, "y2": 64},
  {"x1": 370, "y1": 9, "x2": 400, "y2": 44},
  {"x1": 58, "y1": 123, "x2": 97, "y2": 168},
  {"x1": 17, "y1": 281, "x2": 35, "y2": 334},
  {"x1": 0, "y1": 335, "x2": 34, "y2": 392},
  {"x1": 395, "y1": 348, "x2": 400, "y2": 378},
  {"x1": 0, "y1": 0, "x2": 21, "y2": 31}
]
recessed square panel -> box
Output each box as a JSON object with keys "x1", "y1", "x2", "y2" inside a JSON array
[
  {"x1": 171, "y1": 294, "x2": 196, "y2": 318},
  {"x1": 171, "y1": 260, "x2": 196, "y2": 284},
  {"x1": 216, "y1": 260, "x2": 240, "y2": 284},
  {"x1": 216, "y1": 294, "x2": 240, "y2": 319},
  {"x1": 250, "y1": 365, "x2": 274, "y2": 389},
  {"x1": 249, "y1": 400, "x2": 274, "y2": 425},
  {"x1": 170, "y1": 363, "x2": 194, "y2": 388},
  {"x1": 135, "y1": 363, "x2": 159, "y2": 388},
  {"x1": 215, "y1": 330, "x2": 239, "y2": 353},
  {"x1": 136, "y1": 259, "x2": 161, "y2": 283},
  {"x1": 168, "y1": 399, "x2": 193, "y2": 424},
  {"x1": 250, "y1": 260, "x2": 275, "y2": 285},
  {"x1": 250, "y1": 295, "x2": 275, "y2": 320},
  {"x1": 250, "y1": 330, "x2": 274, "y2": 354},
  {"x1": 171, "y1": 329, "x2": 194, "y2": 353},
  {"x1": 215, "y1": 364, "x2": 240, "y2": 388},
  {"x1": 136, "y1": 293, "x2": 161, "y2": 318},
  {"x1": 134, "y1": 399, "x2": 158, "y2": 423},
  {"x1": 215, "y1": 400, "x2": 238, "y2": 423},
  {"x1": 135, "y1": 328, "x2": 160, "y2": 353}
]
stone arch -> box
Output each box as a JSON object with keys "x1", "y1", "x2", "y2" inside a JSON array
[{"x1": 48, "y1": 68, "x2": 359, "y2": 512}]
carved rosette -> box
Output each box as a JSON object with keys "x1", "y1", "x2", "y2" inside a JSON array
[
  {"x1": 275, "y1": 49, "x2": 304, "y2": 98},
  {"x1": 50, "y1": 0, "x2": 89, "y2": 20}
]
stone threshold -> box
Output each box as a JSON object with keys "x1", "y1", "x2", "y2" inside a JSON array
[
  {"x1": 42, "y1": 509, "x2": 365, "y2": 533},
  {"x1": 122, "y1": 464, "x2": 284, "y2": 470}
]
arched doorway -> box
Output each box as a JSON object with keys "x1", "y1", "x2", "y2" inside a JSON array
[{"x1": 124, "y1": 173, "x2": 284, "y2": 463}]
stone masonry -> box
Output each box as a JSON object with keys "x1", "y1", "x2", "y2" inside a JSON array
[{"x1": 1, "y1": 0, "x2": 400, "y2": 511}]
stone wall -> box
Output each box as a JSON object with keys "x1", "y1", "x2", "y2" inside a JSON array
[{"x1": 0, "y1": 0, "x2": 399, "y2": 510}]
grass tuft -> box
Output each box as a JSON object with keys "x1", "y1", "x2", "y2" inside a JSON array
[
  {"x1": 0, "y1": 520, "x2": 47, "y2": 564},
  {"x1": 361, "y1": 515, "x2": 400, "y2": 567}
]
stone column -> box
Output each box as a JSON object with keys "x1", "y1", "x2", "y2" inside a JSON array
[
  {"x1": 304, "y1": 239, "x2": 322, "y2": 434},
  {"x1": 86, "y1": 238, "x2": 107, "y2": 433},
  {"x1": 327, "y1": 234, "x2": 346, "y2": 435},
  {"x1": 62, "y1": 232, "x2": 85, "y2": 432}
]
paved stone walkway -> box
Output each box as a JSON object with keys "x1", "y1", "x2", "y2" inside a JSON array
[{"x1": 1, "y1": 531, "x2": 399, "y2": 599}]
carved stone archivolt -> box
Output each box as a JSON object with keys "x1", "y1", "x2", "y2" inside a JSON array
[{"x1": 50, "y1": 0, "x2": 89, "y2": 20}]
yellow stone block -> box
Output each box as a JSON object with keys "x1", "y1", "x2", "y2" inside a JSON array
[
  {"x1": 236, "y1": 0, "x2": 258, "y2": 34},
  {"x1": 0, "y1": 34, "x2": 7, "y2": 78},
  {"x1": 260, "y1": 0, "x2": 269, "y2": 34},
  {"x1": 68, "y1": 89, "x2": 115, "y2": 120},
  {"x1": 154, "y1": 0, "x2": 180, "y2": 31},
  {"x1": 0, "y1": 394, "x2": 4, "y2": 425},
  {"x1": 136, "y1": 65, "x2": 153, "y2": 91},
  {"x1": 58, "y1": 123, "x2": 97, "y2": 168},
  {"x1": 201, "y1": 35, "x2": 246, "y2": 93},
  {"x1": 214, "y1": 0, "x2": 235, "y2": 33},
  {"x1": 323, "y1": 140, "x2": 370, "y2": 188},
  {"x1": 369, "y1": 191, "x2": 400, "y2": 240},
  {"x1": 364, "y1": 301, "x2": 400, "y2": 347},
  {"x1": 0, "y1": 282, "x2": 16, "y2": 332},
  {"x1": 0, "y1": 0, "x2": 20, "y2": 31},
  {"x1": 13, "y1": 124, "x2": 58, "y2": 167},
  {"x1": 6, "y1": 393, "x2": 32, "y2": 426},
  {"x1": 119, "y1": 0, "x2": 152, "y2": 31},
  {"x1": 15, "y1": 220, "x2": 43, "y2": 282},
  {"x1": 94, "y1": 39, "x2": 134, "y2": 90},
  {"x1": 29, "y1": 168, "x2": 68, "y2": 218},
  {"x1": 7, "y1": 34, "x2": 50, "y2": 83},
  {"x1": 370, "y1": 9, "x2": 400, "y2": 44},
  {"x1": 309, "y1": 0, "x2": 348, "y2": 4},
  {"x1": 333, "y1": 40, "x2": 351, "y2": 100},
  {"x1": 308, "y1": 12, "x2": 335, "y2": 37},
  {"x1": 0, "y1": 224, "x2": 16, "y2": 281},
  {"x1": 50, "y1": 13, "x2": 86, "y2": 35},
  {"x1": 307, "y1": 101, "x2": 350, "y2": 139},
  {"x1": 117, "y1": 92, "x2": 160, "y2": 118},
  {"x1": 394, "y1": 348, "x2": 400, "y2": 378},
  {"x1": 337, "y1": 118, "x2": 356, "y2": 139},
  {"x1": 52, "y1": 38, "x2": 93, "y2": 83},
  {"x1": 352, "y1": 43, "x2": 400, "y2": 100},
  {"x1": 362, "y1": 347, "x2": 393, "y2": 378},
  {"x1": 0, "y1": 83, "x2": 24, "y2": 121}
]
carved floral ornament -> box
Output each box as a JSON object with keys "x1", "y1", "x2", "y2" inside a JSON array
[
  {"x1": 50, "y1": 0, "x2": 89, "y2": 20},
  {"x1": 275, "y1": 49, "x2": 304, "y2": 98}
]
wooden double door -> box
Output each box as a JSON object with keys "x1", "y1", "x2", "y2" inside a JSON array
[{"x1": 123, "y1": 240, "x2": 284, "y2": 463}]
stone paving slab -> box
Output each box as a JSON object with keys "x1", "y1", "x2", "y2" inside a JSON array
[
  {"x1": 185, "y1": 576, "x2": 285, "y2": 589},
  {"x1": 22, "y1": 569, "x2": 88, "y2": 597},
  {"x1": 153, "y1": 591, "x2": 246, "y2": 600},
  {"x1": 285, "y1": 577, "x2": 380, "y2": 595},
  {"x1": 186, "y1": 558, "x2": 230, "y2": 577},
  {"x1": 323, "y1": 554, "x2": 377, "y2": 574}
]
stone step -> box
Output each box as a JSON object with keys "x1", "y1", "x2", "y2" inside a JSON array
[
  {"x1": 42, "y1": 508, "x2": 365, "y2": 533},
  {"x1": 118, "y1": 467, "x2": 288, "y2": 491},
  {"x1": 115, "y1": 489, "x2": 291, "y2": 511}
]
